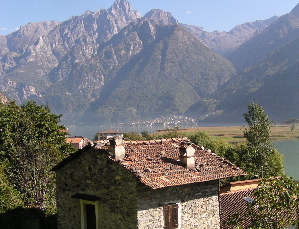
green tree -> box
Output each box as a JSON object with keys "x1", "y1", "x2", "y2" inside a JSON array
[
  {"x1": 249, "y1": 176, "x2": 299, "y2": 229},
  {"x1": 0, "y1": 101, "x2": 76, "y2": 214},
  {"x1": 187, "y1": 131, "x2": 240, "y2": 164},
  {"x1": 186, "y1": 131, "x2": 211, "y2": 148},
  {"x1": 123, "y1": 131, "x2": 144, "y2": 141},
  {"x1": 283, "y1": 118, "x2": 299, "y2": 125},
  {"x1": 161, "y1": 126, "x2": 183, "y2": 139},
  {"x1": 243, "y1": 102, "x2": 284, "y2": 178},
  {"x1": 0, "y1": 162, "x2": 23, "y2": 213},
  {"x1": 141, "y1": 130, "x2": 150, "y2": 139}
]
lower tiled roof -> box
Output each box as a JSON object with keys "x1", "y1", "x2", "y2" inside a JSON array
[
  {"x1": 220, "y1": 187, "x2": 298, "y2": 228},
  {"x1": 105, "y1": 138, "x2": 247, "y2": 189},
  {"x1": 220, "y1": 189, "x2": 255, "y2": 228}
]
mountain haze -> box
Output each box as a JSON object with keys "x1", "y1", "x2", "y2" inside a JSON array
[
  {"x1": 186, "y1": 4, "x2": 299, "y2": 123},
  {"x1": 228, "y1": 3, "x2": 299, "y2": 72},
  {"x1": 181, "y1": 16, "x2": 278, "y2": 57},
  {"x1": 210, "y1": 36, "x2": 299, "y2": 122}
]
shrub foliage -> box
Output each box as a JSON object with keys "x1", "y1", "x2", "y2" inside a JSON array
[{"x1": 0, "y1": 101, "x2": 76, "y2": 214}]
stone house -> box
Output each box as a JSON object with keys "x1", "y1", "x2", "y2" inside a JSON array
[
  {"x1": 96, "y1": 129, "x2": 123, "y2": 140},
  {"x1": 52, "y1": 137, "x2": 246, "y2": 229}
]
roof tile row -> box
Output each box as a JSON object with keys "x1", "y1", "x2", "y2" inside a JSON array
[{"x1": 99, "y1": 138, "x2": 247, "y2": 189}]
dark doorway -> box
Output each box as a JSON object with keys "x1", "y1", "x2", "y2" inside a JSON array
[{"x1": 85, "y1": 204, "x2": 96, "y2": 229}]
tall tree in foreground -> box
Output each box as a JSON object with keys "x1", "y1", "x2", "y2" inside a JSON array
[
  {"x1": 0, "y1": 101, "x2": 76, "y2": 214},
  {"x1": 242, "y1": 102, "x2": 284, "y2": 178}
]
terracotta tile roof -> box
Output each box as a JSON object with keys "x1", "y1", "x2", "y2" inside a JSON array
[
  {"x1": 220, "y1": 188, "x2": 255, "y2": 228},
  {"x1": 102, "y1": 138, "x2": 247, "y2": 189},
  {"x1": 220, "y1": 186, "x2": 298, "y2": 228},
  {"x1": 66, "y1": 137, "x2": 84, "y2": 144}
]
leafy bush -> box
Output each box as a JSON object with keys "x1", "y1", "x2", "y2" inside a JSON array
[{"x1": 0, "y1": 101, "x2": 76, "y2": 214}]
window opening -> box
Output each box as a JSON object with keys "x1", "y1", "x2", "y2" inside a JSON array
[
  {"x1": 163, "y1": 203, "x2": 178, "y2": 229},
  {"x1": 85, "y1": 204, "x2": 96, "y2": 229},
  {"x1": 80, "y1": 200, "x2": 99, "y2": 229}
]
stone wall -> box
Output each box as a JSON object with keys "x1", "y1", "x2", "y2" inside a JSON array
[
  {"x1": 55, "y1": 147, "x2": 220, "y2": 229},
  {"x1": 55, "y1": 147, "x2": 138, "y2": 229},
  {"x1": 137, "y1": 180, "x2": 220, "y2": 229}
]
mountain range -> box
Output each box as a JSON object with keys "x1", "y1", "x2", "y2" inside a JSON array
[{"x1": 1, "y1": 0, "x2": 299, "y2": 125}]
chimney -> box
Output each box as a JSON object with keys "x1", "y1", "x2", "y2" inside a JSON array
[
  {"x1": 179, "y1": 141, "x2": 195, "y2": 169},
  {"x1": 109, "y1": 137, "x2": 125, "y2": 161}
]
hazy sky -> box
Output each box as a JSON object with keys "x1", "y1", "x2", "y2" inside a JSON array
[{"x1": 1, "y1": 0, "x2": 298, "y2": 36}]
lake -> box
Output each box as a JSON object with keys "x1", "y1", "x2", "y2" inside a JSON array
[{"x1": 273, "y1": 140, "x2": 299, "y2": 181}]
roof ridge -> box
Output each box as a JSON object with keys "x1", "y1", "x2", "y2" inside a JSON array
[
  {"x1": 124, "y1": 137, "x2": 191, "y2": 145},
  {"x1": 220, "y1": 187, "x2": 256, "y2": 195},
  {"x1": 53, "y1": 137, "x2": 247, "y2": 188}
]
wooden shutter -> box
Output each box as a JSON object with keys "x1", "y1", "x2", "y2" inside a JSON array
[
  {"x1": 172, "y1": 204, "x2": 178, "y2": 228},
  {"x1": 163, "y1": 205, "x2": 171, "y2": 229},
  {"x1": 163, "y1": 204, "x2": 178, "y2": 229}
]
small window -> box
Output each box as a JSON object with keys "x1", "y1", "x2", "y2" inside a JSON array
[
  {"x1": 163, "y1": 204, "x2": 178, "y2": 229},
  {"x1": 80, "y1": 200, "x2": 99, "y2": 229}
]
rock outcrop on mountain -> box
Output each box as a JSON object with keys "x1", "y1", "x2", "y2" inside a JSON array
[
  {"x1": 79, "y1": 18, "x2": 235, "y2": 123},
  {"x1": 0, "y1": 91, "x2": 9, "y2": 105},
  {"x1": 181, "y1": 16, "x2": 278, "y2": 57},
  {"x1": 0, "y1": 0, "x2": 141, "y2": 119},
  {"x1": 0, "y1": 35, "x2": 8, "y2": 58},
  {"x1": 0, "y1": 0, "x2": 235, "y2": 124},
  {"x1": 227, "y1": 3, "x2": 299, "y2": 72},
  {"x1": 144, "y1": 9, "x2": 178, "y2": 26}
]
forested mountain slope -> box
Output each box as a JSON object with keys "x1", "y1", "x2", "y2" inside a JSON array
[
  {"x1": 80, "y1": 18, "x2": 235, "y2": 124},
  {"x1": 186, "y1": 34, "x2": 299, "y2": 122}
]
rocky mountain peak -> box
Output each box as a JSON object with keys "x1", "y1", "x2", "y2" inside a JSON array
[
  {"x1": 5, "y1": 21, "x2": 59, "y2": 53},
  {"x1": 261, "y1": 16, "x2": 279, "y2": 26},
  {"x1": 144, "y1": 9, "x2": 178, "y2": 26},
  {"x1": 108, "y1": 0, "x2": 141, "y2": 18},
  {"x1": 81, "y1": 10, "x2": 93, "y2": 16}
]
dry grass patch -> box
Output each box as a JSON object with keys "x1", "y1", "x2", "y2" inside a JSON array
[{"x1": 156, "y1": 125, "x2": 299, "y2": 143}]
